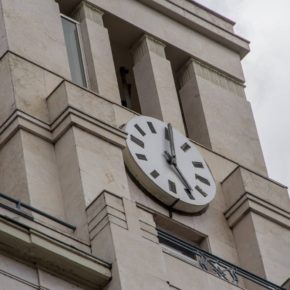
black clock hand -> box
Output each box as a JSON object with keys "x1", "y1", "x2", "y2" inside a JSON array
[
  {"x1": 167, "y1": 123, "x2": 176, "y2": 166},
  {"x1": 163, "y1": 151, "x2": 192, "y2": 192},
  {"x1": 174, "y1": 165, "x2": 193, "y2": 192},
  {"x1": 166, "y1": 125, "x2": 193, "y2": 192}
]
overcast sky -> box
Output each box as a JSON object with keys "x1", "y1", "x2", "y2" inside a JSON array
[{"x1": 195, "y1": 0, "x2": 290, "y2": 191}]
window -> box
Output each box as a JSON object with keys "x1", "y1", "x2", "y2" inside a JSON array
[
  {"x1": 155, "y1": 214, "x2": 210, "y2": 261},
  {"x1": 158, "y1": 229, "x2": 197, "y2": 259},
  {"x1": 61, "y1": 15, "x2": 87, "y2": 87}
]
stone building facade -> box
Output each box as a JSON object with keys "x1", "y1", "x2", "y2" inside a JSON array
[{"x1": 0, "y1": 0, "x2": 289, "y2": 289}]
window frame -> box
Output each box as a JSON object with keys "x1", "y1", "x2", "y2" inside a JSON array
[{"x1": 60, "y1": 14, "x2": 89, "y2": 88}]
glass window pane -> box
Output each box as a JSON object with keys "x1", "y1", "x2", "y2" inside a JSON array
[{"x1": 61, "y1": 16, "x2": 87, "y2": 87}]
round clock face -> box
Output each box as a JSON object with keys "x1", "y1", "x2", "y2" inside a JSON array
[{"x1": 123, "y1": 116, "x2": 216, "y2": 213}]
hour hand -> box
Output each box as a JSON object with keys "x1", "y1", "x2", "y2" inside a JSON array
[
  {"x1": 174, "y1": 165, "x2": 193, "y2": 192},
  {"x1": 167, "y1": 123, "x2": 176, "y2": 165}
]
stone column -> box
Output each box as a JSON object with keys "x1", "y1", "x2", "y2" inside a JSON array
[
  {"x1": 47, "y1": 81, "x2": 131, "y2": 240},
  {"x1": 74, "y1": 2, "x2": 121, "y2": 104},
  {"x1": 178, "y1": 58, "x2": 267, "y2": 176},
  {"x1": 132, "y1": 35, "x2": 185, "y2": 134}
]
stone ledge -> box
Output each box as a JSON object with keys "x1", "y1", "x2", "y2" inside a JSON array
[
  {"x1": 0, "y1": 108, "x2": 127, "y2": 150},
  {"x1": 222, "y1": 166, "x2": 289, "y2": 213},
  {"x1": 0, "y1": 217, "x2": 111, "y2": 289},
  {"x1": 140, "y1": 220, "x2": 159, "y2": 243},
  {"x1": 47, "y1": 81, "x2": 117, "y2": 126},
  {"x1": 86, "y1": 190, "x2": 128, "y2": 241},
  {"x1": 0, "y1": 51, "x2": 136, "y2": 130},
  {"x1": 224, "y1": 192, "x2": 290, "y2": 229},
  {"x1": 178, "y1": 58, "x2": 246, "y2": 96},
  {"x1": 0, "y1": 203, "x2": 89, "y2": 251},
  {"x1": 51, "y1": 107, "x2": 127, "y2": 148},
  {"x1": 137, "y1": 205, "x2": 159, "y2": 243},
  {"x1": 0, "y1": 111, "x2": 52, "y2": 149}
]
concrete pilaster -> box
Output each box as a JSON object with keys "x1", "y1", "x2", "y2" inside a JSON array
[
  {"x1": 87, "y1": 191, "x2": 170, "y2": 290},
  {"x1": 132, "y1": 35, "x2": 185, "y2": 133},
  {"x1": 222, "y1": 167, "x2": 290, "y2": 287},
  {"x1": 47, "y1": 81, "x2": 131, "y2": 240},
  {"x1": 74, "y1": 2, "x2": 121, "y2": 104},
  {"x1": 178, "y1": 58, "x2": 267, "y2": 176}
]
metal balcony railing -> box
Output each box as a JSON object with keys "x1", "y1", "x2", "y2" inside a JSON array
[
  {"x1": 0, "y1": 192, "x2": 76, "y2": 230},
  {"x1": 158, "y1": 229, "x2": 285, "y2": 290}
]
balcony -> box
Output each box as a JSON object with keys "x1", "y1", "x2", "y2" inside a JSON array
[
  {"x1": 158, "y1": 230, "x2": 285, "y2": 290},
  {"x1": 0, "y1": 192, "x2": 111, "y2": 289}
]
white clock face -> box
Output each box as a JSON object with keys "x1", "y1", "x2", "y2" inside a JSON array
[{"x1": 124, "y1": 116, "x2": 216, "y2": 213}]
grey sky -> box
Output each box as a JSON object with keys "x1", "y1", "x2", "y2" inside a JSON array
[{"x1": 196, "y1": 0, "x2": 290, "y2": 190}]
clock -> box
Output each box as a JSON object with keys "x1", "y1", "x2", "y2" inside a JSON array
[{"x1": 123, "y1": 116, "x2": 216, "y2": 213}]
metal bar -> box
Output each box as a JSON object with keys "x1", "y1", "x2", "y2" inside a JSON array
[
  {"x1": 0, "y1": 192, "x2": 76, "y2": 231},
  {"x1": 0, "y1": 203, "x2": 34, "y2": 221}
]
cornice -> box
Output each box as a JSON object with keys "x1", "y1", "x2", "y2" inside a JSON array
[
  {"x1": 0, "y1": 108, "x2": 127, "y2": 150},
  {"x1": 51, "y1": 107, "x2": 127, "y2": 148},
  {"x1": 138, "y1": 0, "x2": 250, "y2": 58},
  {"x1": 224, "y1": 192, "x2": 290, "y2": 230}
]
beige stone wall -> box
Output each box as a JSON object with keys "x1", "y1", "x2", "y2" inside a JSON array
[
  {"x1": 0, "y1": 0, "x2": 289, "y2": 290},
  {"x1": 253, "y1": 214, "x2": 290, "y2": 285},
  {"x1": 0, "y1": 0, "x2": 70, "y2": 79},
  {"x1": 89, "y1": 0, "x2": 248, "y2": 81}
]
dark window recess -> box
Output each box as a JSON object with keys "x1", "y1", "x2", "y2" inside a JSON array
[
  {"x1": 158, "y1": 229, "x2": 198, "y2": 260},
  {"x1": 120, "y1": 67, "x2": 132, "y2": 108}
]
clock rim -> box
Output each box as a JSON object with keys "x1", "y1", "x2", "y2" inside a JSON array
[{"x1": 123, "y1": 116, "x2": 216, "y2": 214}]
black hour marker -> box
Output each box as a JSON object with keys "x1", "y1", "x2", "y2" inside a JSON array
[
  {"x1": 164, "y1": 127, "x2": 169, "y2": 140},
  {"x1": 150, "y1": 170, "x2": 160, "y2": 179},
  {"x1": 195, "y1": 174, "x2": 210, "y2": 186},
  {"x1": 181, "y1": 142, "x2": 191, "y2": 152},
  {"x1": 147, "y1": 121, "x2": 156, "y2": 134},
  {"x1": 195, "y1": 185, "x2": 208, "y2": 197},
  {"x1": 185, "y1": 188, "x2": 195, "y2": 200},
  {"x1": 192, "y1": 161, "x2": 204, "y2": 168},
  {"x1": 134, "y1": 124, "x2": 146, "y2": 136},
  {"x1": 168, "y1": 180, "x2": 177, "y2": 193},
  {"x1": 130, "y1": 135, "x2": 144, "y2": 148},
  {"x1": 136, "y1": 153, "x2": 147, "y2": 161}
]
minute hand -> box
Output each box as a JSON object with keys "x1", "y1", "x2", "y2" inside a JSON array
[
  {"x1": 173, "y1": 164, "x2": 193, "y2": 192},
  {"x1": 164, "y1": 150, "x2": 193, "y2": 192}
]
